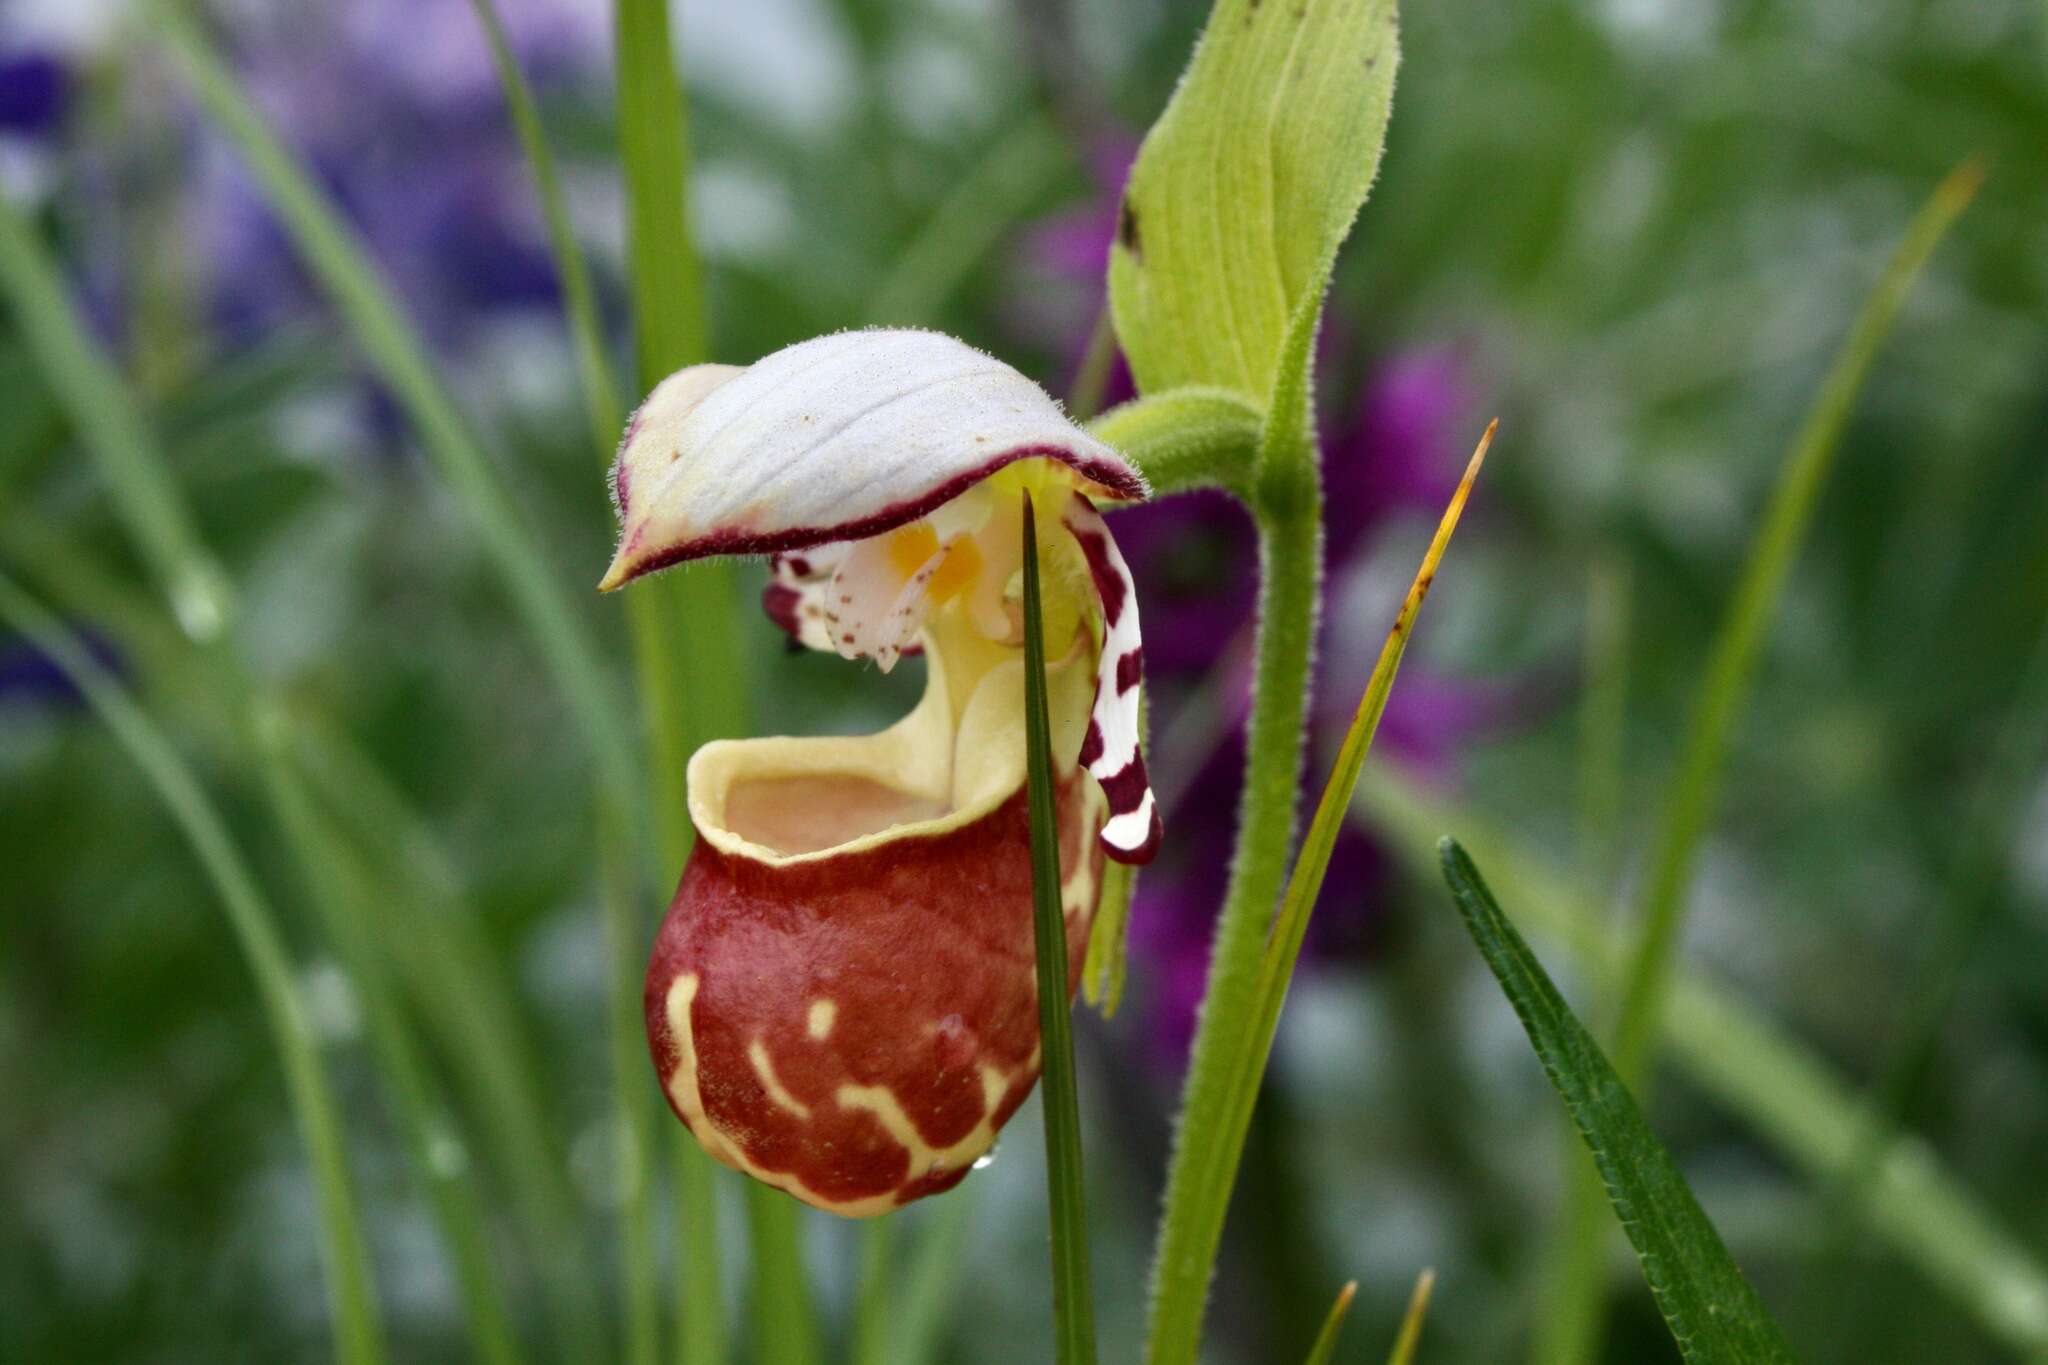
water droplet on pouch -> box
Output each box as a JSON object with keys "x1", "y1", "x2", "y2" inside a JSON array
[{"x1": 971, "y1": 1147, "x2": 998, "y2": 1171}]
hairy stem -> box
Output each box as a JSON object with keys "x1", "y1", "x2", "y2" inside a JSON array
[{"x1": 1144, "y1": 459, "x2": 1322, "y2": 1365}]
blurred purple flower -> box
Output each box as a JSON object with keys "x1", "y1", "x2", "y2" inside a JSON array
[
  {"x1": 159, "y1": 0, "x2": 605, "y2": 353},
  {"x1": 0, "y1": 52, "x2": 68, "y2": 136},
  {"x1": 1012, "y1": 132, "x2": 1138, "y2": 409},
  {"x1": 1017, "y1": 238, "x2": 1516, "y2": 1062},
  {"x1": 0, "y1": 628, "x2": 122, "y2": 710},
  {"x1": 1004, "y1": 131, "x2": 1525, "y2": 1067}
]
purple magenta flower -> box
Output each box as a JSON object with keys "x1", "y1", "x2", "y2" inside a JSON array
[{"x1": 1075, "y1": 328, "x2": 1526, "y2": 1068}]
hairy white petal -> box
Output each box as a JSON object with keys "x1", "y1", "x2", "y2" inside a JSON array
[{"x1": 600, "y1": 330, "x2": 1144, "y2": 590}]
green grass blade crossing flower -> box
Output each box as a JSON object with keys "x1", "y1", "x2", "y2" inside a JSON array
[
  {"x1": 1145, "y1": 422, "x2": 1493, "y2": 1364},
  {"x1": 0, "y1": 572, "x2": 385, "y2": 1365},
  {"x1": 1608, "y1": 160, "x2": 1985, "y2": 1090},
  {"x1": 1438, "y1": 840, "x2": 1797, "y2": 1365},
  {"x1": 1021, "y1": 495, "x2": 1101, "y2": 1365}
]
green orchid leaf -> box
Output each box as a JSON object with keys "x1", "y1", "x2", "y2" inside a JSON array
[
  {"x1": 1437, "y1": 840, "x2": 1797, "y2": 1365},
  {"x1": 1107, "y1": 0, "x2": 1399, "y2": 404}
]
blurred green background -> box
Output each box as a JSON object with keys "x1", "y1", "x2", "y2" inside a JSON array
[{"x1": 3, "y1": 0, "x2": 2045, "y2": 1360}]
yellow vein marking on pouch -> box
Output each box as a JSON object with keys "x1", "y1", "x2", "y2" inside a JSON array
[
  {"x1": 979, "y1": 1062, "x2": 1008, "y2": 1113},
  {"x1": 807, "y1": 998, "x2": 837, "y2": 1040},
  {"x1": 663, "y1": 975, "x2": 896, "y2": 1213},
  {"x1": 664, "y1": 974, "x2": 746, "y2": 1171},
  {"x1": 749, "y1": 1038, "x2": 814, "y2": 1119},
  {"x1": 834, "y1": 1062, "x2": 1023, "y2": 1178}
]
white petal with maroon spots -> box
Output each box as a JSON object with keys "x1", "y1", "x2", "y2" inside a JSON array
[
  {"x1": 825, "y1": 534, "x2": 945, "y2": 674},
  {"x1": 765, "y1": 544, "x2": 850, "y2": 652},
  {"x1": 1061, "y1": 496, "x2": 1160, "y2": 864}
]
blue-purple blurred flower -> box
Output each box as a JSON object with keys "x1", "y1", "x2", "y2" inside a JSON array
[
  {"x1": 184, "y1": 0, "x2": 606, "y2": 351},
  {"x1": 0, "y1": 53, "x2": 68, "y2": 136},
  {"x1": 0, "y1": 628, "x2": 122, "y2": 710}
]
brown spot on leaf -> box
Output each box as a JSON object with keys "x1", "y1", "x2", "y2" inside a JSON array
[{"x1": 1117, "y1": 197, "x2": 1141, "y2": 257}]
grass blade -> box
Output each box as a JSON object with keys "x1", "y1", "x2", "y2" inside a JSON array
[
  {"x1": 851, "y1": 1219, "x2": 894, "y2": 1365},
  {"x1": 0, "y1": 197, "x2": 230, "y2": 640},
  {"x1": 1353, "y1": 768, "x2": 2048, "y2": 1357},
  {"x1": 1301, "y1": 1281, "x2": 1356, "y2": 1365},
  {"x1": 0, "y1": 571, "x2": 385, "y2": 1365},
  {"x1": 151, "y1": 0, "x2": 638, "y2": 809},
  {"x1": 148, "y1": 13, "x2": 670, "y2": 1363},
  {"x1": 1021, "y1": 494, "x2": 1099, "y2": 1365},
  {"x1": 1535, "y1": 552, "x2": 1634, "y2": 1365},
  {"x1": 465, "y1": 0, "x2": 622, "y2": 453},
  {"x1": 610, "y1": 0, "x2": 760, "y2": 1358},
  {"x1": 1437, "y1": 840, "x2": 1796, "y2": 1365},
  {"x1": 1145, "y1": 422, "x2": 1492, "y2": 1365},
  {"x1": 252, "y1": 715, "x2": 524, "y2": 1365},
  {"x1": 1609, "y1": 160, "x2": 1984, "y2": 1089},
  {"x1": 290, "y1": 719, "x2": 607, "y2": 1363},
  {"x1": 865, "y1": 114, "x2": 1070, "y2": 326},
  {"x1": 0, "y1": 191, "x2": 534, "y2": 1361},
  {"x1": 1385, "y1": 1269, "x2": 1435, "y2": 1365},
  {"x1": 891, "y1": 1189, "x2": 976, "y2": 1365}
]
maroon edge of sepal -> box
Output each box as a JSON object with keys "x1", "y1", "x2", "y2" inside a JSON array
[{"x1": 612, "y1": 445, "x2": 1146, "y2": 589}]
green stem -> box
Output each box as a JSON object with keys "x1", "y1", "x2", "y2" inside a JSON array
[
  {"x1": 1609, "y1": 160, "x2": 1983, "y2": 1090},
  {"x1": 1087, "y1": 388, "x2": 1261, "y2": 501},
  {"x1": 0, "y1": 573, "x2": 385, "y2": 1365},
  {"x1": 1143, "y1": 456, "x2": 1321, "y2": 1365},
  {"x1": 744, "y1": 1190, "x2": 822, "y2": 1365}
]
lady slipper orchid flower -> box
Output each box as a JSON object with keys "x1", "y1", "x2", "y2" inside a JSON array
[{"x1": 601, "y1": 329, "x2": 1161, "y2": 1216}]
